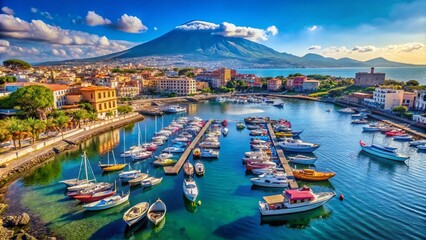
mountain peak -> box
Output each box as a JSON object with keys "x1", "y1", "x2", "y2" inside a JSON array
[{"x1": 176, "y1": 20, "x2": 219, "y2": 31}]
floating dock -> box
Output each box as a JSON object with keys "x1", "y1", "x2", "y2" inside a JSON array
[
  {"x1": 266, "y1": 123, "x2": 299, "y2": 189},
  {"x1": 164, "y1": 119, "x2": 213, "y2": 175}
]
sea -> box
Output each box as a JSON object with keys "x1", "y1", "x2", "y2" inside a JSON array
[
  {"x1": 6, "y1": 100, "x2": 426, "y2": 240},
  {"x1": 238, "y1": 67, "x2": 426, "y2": 84}
]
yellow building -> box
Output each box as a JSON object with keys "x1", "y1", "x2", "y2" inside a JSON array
[{"x1": 80, "y1": 86, "x2": 118, "y2": 118}]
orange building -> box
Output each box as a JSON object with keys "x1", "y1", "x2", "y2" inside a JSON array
[{"x1": 79, "y1": 86, "x2": 118, "y2": 118}]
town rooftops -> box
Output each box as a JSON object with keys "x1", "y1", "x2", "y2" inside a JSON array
[
  {"x1": 79, "y1": 86, "x2": 112, "y2": 91},
  {"x1": 5, "y1": 82, "x2": 69, "y2": 91}
]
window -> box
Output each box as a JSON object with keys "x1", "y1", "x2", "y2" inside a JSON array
[
  {"x1": 91, "y1": 93, "x2": 93, "y2": 99},
  {"x1": 98, "y1": 93, "x2": 101, "y2": 99},
  {"x1": 109, "y1": 102, "x2": 111, "y2": 108},
  {"x1": 104, "y1": 103, "x2": 107, "y2": 109},
  {"x1": 108, "y1": 91, "x2": 111, "y2": 98},
  {"x1": 103, "y1": 92, "x2": 106, "y2": 98},
  {"x1": 99, "y1": 103, "x2": 102, "y2": 110}
]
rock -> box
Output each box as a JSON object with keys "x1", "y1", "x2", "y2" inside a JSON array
[
  {"x1": 17, "y1": 213, "x2": 30, "y2": 226},
  {"x1": 0, "y1": 225, "x2": 14, "y2": 239},
  {"x1": 2, "y1": 213, "x2": 30, "y2": 227},
  {"x1": 3, "y1": 215, "x2": 18, "y2": 227},
  {"x1": 14, "y1": 232, "x2": 37, "y2": 240},
  {"x1": 0, "y1": 203, "x2": 7, "y2": 213}
]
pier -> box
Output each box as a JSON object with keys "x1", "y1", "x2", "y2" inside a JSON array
[
  {"x1": 164, "y1": 119, "x2": 213, "y2": 175},
  {"x1": 266, "y1": 123, "x2": 299, "y2": 189}
]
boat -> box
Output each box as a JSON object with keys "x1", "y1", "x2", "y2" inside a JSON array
[
  {"x1": 215, "y1": 97, "x2": 226, "y2": 102},
  {"x1": 128, "y1": 173, "x2": 149, "y2": 186},
  {"x1": 275, "y1": 132, "x2": 293, "y2": 137},
  {"x1": 123, "y1": 202, "x2": 150, "y2": 226},
  {"x1": 60, "y1": 152, "x2": 95, "y2": 187},
  {"x1": 183, "y1": 178, "x2": 199, "y2": 202},
  {"x1": 273, "y1": 103, "x2": 284, "y2": 108},
  {"x1": 162, "y1": 147, "x2": 185, "y2": 153},
  {"x1": 291, "y1": 130, "x2": 304, "y2": 137},
  {"x1": 172, "y1": 137, "x2": 190, "y2": 143},
  {"x1": 193, "y1": 148, "x2": 201, "y2": 158},
  {"x1": 279, "y1": 138, "x2": 320, "y2": 153},
  {"x1": 293, "y1": 169, "x2": 336, "y2": 181},
  {"x1": 200, "y1": 149, "x2": 219, "y2": 158},
  {"x1": 60, "y1": 179, "x2": 89, "y2": 187},
  {"x1": 417, "y1": 145, "x2": 426, "y2": 150},
  {"x1": 164, "y1": 105, "x2": 187, "y2": 113},
  {"x1": 337, "y1": 108, "x2": 356, "y2": 114},
  {"x1": 72, "y1": 188, "x2": 116, "y2": 203},
  {"x1": 258, "y1": 186, "x2": 335, "y2": 215},
  {"x1": 119, "y1": 170, "x2": 142, "y2": 182},
  {"x1": 250, "y1": 172, "x2": 288, "y2": 188},
  {"x1": 409, "y1": 140, "x2": 426, "y2": 146},
  {"x1": 184, "y1": 162, "x2": 194, "y2": 176},
  {"x1": 385, "y1": 130, "x2": 405, "y2": 136},
  {"x1": 83, "y1": 192, "x2": 130, "y2": 211},
  {"x1": 236, "y1": 122, "x2": 246, "y2": 130},
  {"x1": 141, "y1": 177, "x2": 163, "y2": 188},
  {"x1": 153, "y1": 158, "x2": 177, "y2": 167},
  {"x1": 265, "y1": 99, "x2": 275, "y2": 104},
  {"x1": 155, "y1": 153, "x2": 174, "y2": 160},
  {"x1": 195, "y1": 161, "x2": 205, "y2": 176},
  {"x1": 222, "y1": 119, "x2": 228, "y2": 127},
  {"x1": 131, "y1": 151, "x2": 152, "y2": 160},
  {"x1": 363, "y1": 124, "x2": 381, "y2": 132},
  {"x1": 147, "y1": 199, "x2": 166, "y2": 225},
  {"x1": 252, "y1": 168, "x2": 284, "y2": 175},
  {"x1": 325, "y1": 109, "x2": 331, "y2": 112},
  {"x1": 246, "y1": 161, "x2": 277, "y2": 171},
  {"x1": 393, "y1": 134, "x2": 413, "y2": 141},
  {"x1": 288, "y1": 155, "x2": 318, "y2": 165},
  {"x1": 351, "y1": 119, "x2": 369, "y2": 124},
  {"x1": 359, "y1": 140, "x2": 410, "y2": 161},
  {"x1": 142, "y1": 143, "x2": 158, "y2": 151},
  {"x1": 244, "y1": 116, "x2": 270, "y2": 124},
  {"x1": 222, "y1": 127, "x2": 229, "y2": 136},
  {"x1": 199, "y1": 141, "x2": 220, "y2": 149},
  {"x1": 98, "y1": 151, "x2": 127, "y2": 172}
]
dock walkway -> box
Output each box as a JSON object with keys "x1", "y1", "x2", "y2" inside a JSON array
[
  {"x1": 266, "y1": 123, "x2": 299, "y2": 189},
  {"x1": 164, "y1": 120, "x2": 213, "y2": 175}
]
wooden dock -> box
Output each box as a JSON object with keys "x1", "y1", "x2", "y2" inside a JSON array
[
  {"x1": 164, "y1": 119, "x2": 213, "y2": 175},
  {"x1": 266, "y1": 123, "x2": 299, "y2": 189}
]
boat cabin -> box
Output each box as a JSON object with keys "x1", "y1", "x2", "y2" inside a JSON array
[{"x1": 284, "y1": 187, "x2": 315, "y2": 204}]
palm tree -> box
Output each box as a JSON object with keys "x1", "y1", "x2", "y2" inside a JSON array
[
  {"x1": 26, "y1": 117, "x2": 46, "y2": 144},
  {"x1": 88, "y1": 112, "x2": 98, "y2": 123},
  {"x1": 53, "y1": 115, "x2": 71, "y2": 139},
  {"x1": 4, "y1": 117, "x2": 30, "y2": 149},
  {"x1": 0, "y1": 123, "x2": 11, "y2": 145},
  {"x1": 72, "y1": 109, "x2": 88, "y2": 128},
  {"x1": 105, "y1": 111, "x2": 113, "y2": 119}
]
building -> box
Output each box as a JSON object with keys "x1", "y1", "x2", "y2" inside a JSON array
[
  {"x1": 195, "y1": 68, "x2": 232, "y2": 88},
  {"x1": 354, "y1": 67, "x2": 385, "y2": 86},
  {"x1": 302, "y1": 80, "x2": 320, "y2": 92},
  {"x1": 286, "y1": 76, "x2": 306, "y2": 91},
  {"x1": 342, "y1": 92, "x2": 373, "y2": 104},
  {"x1": 402, "y1": 92, "x2": 416, "y2": 109},
  {"x1": 372, "y1": 88, "x2": 404, "y2": 110},
  {"x1": 141, "y1": 78, "x2": 157, "y2": 93},
  {"x1": 267, "y1": 78, "x2": 282, "y2": 91},
  {"x1": 413, "y1": 114, "x2": 426, "y2": 124},
  {"x1": 79, "y1": 86, "x2": 118, "y2": 118},
  {"x1": 196, "y1": 81, "x2": 209, "y2": 91},
  {"x1": 156, "y1": 78, "x2": 196, "y2": 96},
  {"x1": 414, "y1": 90, "x2": 426, "y2": 111},
  {"x1": 117, "y1": 81, "x2": 141, "y2": 98}
]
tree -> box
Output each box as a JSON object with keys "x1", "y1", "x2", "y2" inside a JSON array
[
  {"x1": 117, "y1": 105, "x2": 133, "y2": 115},
  {"x1": 9, "y1": 85, "x2": 54, "y2": 119},
  {"x1": 0, "y1": 76, "x2": 17, "y2": 84},
  {"x1": 26, "y1": 117, "x2": 46, "y2": 144},
  {"x1": 406, "y1": 80, "x2": 419, "y2": 86},
  {"x1": 168, "y1": 92, "x2": 177, "y2": 97},
  {"x1": 78, "y1": 102, "x2": 95, "y2": 112},
  {"x1": 4, "y1": 117, "x2": 30, "y2": 149},
  {"x1": 201, "y1": 87, "x2": 211, "y2": 93},
  {"x1": 53, "y1": 115, "x2": 71, "y2": 139},
  {"x1": 71, "y1": 109, "x2": 89, "y2": 128},
  {"x1": 3, "y1": 59, "x2": 31, "y2": 70},
  {"x1": 106, "y1": 111, "x2": 114, "y2": 119},
  {"x1": 88, "y1": 112, "x2": 98, "y2": 122},
  {"x1": 392, "y1": 106, "x2": 407, "y2": 116}
]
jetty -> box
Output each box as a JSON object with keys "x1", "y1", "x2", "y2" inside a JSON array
[
  {"x1": 164, "y1": 119, "x2": 213, "y2": 175},
  {"x1": 266, "y1": 123, "x2": 299, "y2": 189}
]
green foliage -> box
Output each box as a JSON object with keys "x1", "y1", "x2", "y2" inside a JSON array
[
  {"x1": 3, "y1": 59, "x2": 31, "y2": 69},
  {"x1": 287, "y1": 73, "x2": 304, "y2": 78},
  {"x1": 308, "y1": 91, "x2": 329, "y2": 97},
  {"x1": 78, "y1": 102, "x2": 95, "y2": 112},
  {"x1": 0, "y1": 76, "x2": 17, "y2": 84},
  {"x1": 406, "y1": 80, "x2": 419, "y2": 86},
  {"x1": 307, "y1": 74, "x2": 330, "y2": 80},
  {"x1": 219, "y1": 86, "x2": 234, "y2": 93},
  {"x1": 384, "y1": 79, "x2": 404, "y2": 86},
  {"x1": 402, "y1": 112, "x2": 413, "y2": 120},
  {"x1": 26, "y1": 117, "x2": 46, "y2": 144},
  {"x1": 71, "y1": 109, "x2": 89, "y2": 128},
  {"x1": 406, "y1": 85, "x2": 426, "y2": 91},
  {"x1": 9, "y1": 85, "x2": 54, "y2": 119},
  {"x1": 177, "y1": 68, "x2": 195, "y2": 78},
  {"x1": 392, "y1": 106, "x2": 408, "y2": 116},
  {"x1": 201, "y1": 87, "x2": 211, "y2": 93},
  {"x1": 167, "y1": 92, "x2": 177, "y2": 97},
  {"x1": 328, "y1": 89, "x2": 344, "y2": 97},
  {"x1": 117, "y1": 105, "x2": 133, "y2": 114}
]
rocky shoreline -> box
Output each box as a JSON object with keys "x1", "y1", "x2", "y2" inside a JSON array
[{"x1": 0, "y1": 114, "x2": 144, "y2": 239}]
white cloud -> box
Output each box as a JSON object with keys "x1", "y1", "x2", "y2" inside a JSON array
[
  {"x1": 322, "y1": 46, "x2": 349, "y2": 54},
  {"x1": 308, "y1": 25, "x2": 318, "y2": 31},
  {"x1": 266, "y1": 25, "x2": 278, "y2": 36},
  {"x1": 153, "y1": 27, "x2": 158, "y2": 31},
  {"x1": 98, "y1": 36, "x2": 110, "y2": 46},
  {"x1": 40, "y1": 11, "x2": 53, "y2": 20},
  {"x1": 51, "y1": 48, "x2": 67, "y2": 57},
  {"x1": 176, "y1": 21, "x2": 219, "y2": 30},
  {"x1": 116, "y1": 14, "x2": 147, "y2": 33},
  {"x1": 351, "y1": 45, "x2": 376, "y2": 53},
  {"x1": 30, "y1": 7, "x2": 38, "y2": 13},
  {"x1": 85, "y1": 11, "x2": 111, "y2": 26},
  {"x1": 388, "y1": 43, "x2": 425, "y2": 52},
  {"x1": 1, "y1": 6, "x2": 14, "y2": 15},
  {"x1": 308, "y1": 45, "x2": 321, "y2": 51}
]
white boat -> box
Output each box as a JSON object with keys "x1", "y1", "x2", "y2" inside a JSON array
[
  {"x1": 131, "y1": 151, "x2": 152, "y2": 160},
  {"x1": 337, "y1": 108, "x2": 356, "y2": 114},
  {"x1": 141, "y1": 177, "x2": 163, "y2": 188},
  {"x1": 183, "y1": 178, "x2": 199, "y2": 202},
  {"x1": 245, "y1": 151, "x2": 269, "y2": 158},
  {"x1": 222, "y1": 127, "x2": 229, "y2": 136},
  {"x1": 351, "y1": 119, "x2": 369, "y2": 124},
  {"x1": 152, "y1": 139, "x2": 164, "y2": 146},
  {"x1": 155, "y1": 153, "x2": 174, "y2": 160},
  {"x1": 83, "y1": 193, "x2": 129, "y2": 211},
  {"x1": 199, "y1": 141, "x2": 220, "y2": 149},
  {"x1": 288, "y1": 155, "x2": 318, "y2": 165},
  {"x1": 200, "y1": 149, "x2": 219, "y2": 158},
  {"x1": 252, "y1": 168, "x2": 284, "y2": 175},
  {"x1": 60, "y1": 178, "x2": 89, "y2": 187},
  {"x1": 123, "y1": 202, "x2": 149, "y2": 226},
  {"x1": 147, "y1": 199, "x2": 167, "y2": 225},
  {"x1": 195, "y1": 161, "x2": 205, "y2": 176},
  {"x1": 172, "y1": 137, "x2": 190, "y2": 143},
  {"x1": 164, "y1": 105, "x2": 187, "y2": 113},
  {"x1": 119, "y1": 170, "x2": 142, "y2": 182},
  {"x1": 251, "y1": 172, "x2": 288, "y2": 188},
  {"x1": 258, "y1": 187, "x2": 335, "y2": 215},
  {"x1": 393, "y1": 134, "x2": 414, "y2": 141},
  {"x1": 409, "y1": 140, "x2": 426, "y2": 146},
  {"x1": 152, "y1": 135, "x2": 168, "y2": 142},
  {"x1": 162, "y1": 147, "x2": 185, "y2": 153},
  {"x1": 279, "y1": 138, "x2": 320, "y2": 153},
  {"x1": 363, "y1": 124, "x2": 381, "y2": 132},
  {"x1": 60, "y1": 151, "x2": 95, "y2": 187},
  {"x1": 128, "y1": 173, "x2": 149, "y2": 186}
]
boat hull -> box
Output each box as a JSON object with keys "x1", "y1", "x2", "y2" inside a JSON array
[
  {"x1": 360, "y1": 146, "x2": 408, "y2": 161},
  {"x1": 259, "y1": 195, "x2": 334, "y2": 216},
  {"x1": 251, "y1": 180, "x2": 288, "y2": 188},
  {"x1": 280, "y1": 145, "x2": 320, "y2": 153},
  {"x1": 101, "y1": 164, "x2": 127, "y2": 172}
]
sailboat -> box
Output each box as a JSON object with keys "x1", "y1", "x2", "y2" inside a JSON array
[
  {"x1": 121, "y1": 123, "x2": 144, "y2": 158},
  {"x1": 60, "y1": 152, "x2": 94, "y2": 187},
  {"x1": 99, "y1": 151, "x2": 127, "y2": 172},
  {"x1": 119, "y1": 131, "x2": 142, "y2": 181}
]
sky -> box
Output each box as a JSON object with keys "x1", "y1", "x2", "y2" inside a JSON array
[{"x1": 0, "y1": 0, "x2": 425, "y2": 64}]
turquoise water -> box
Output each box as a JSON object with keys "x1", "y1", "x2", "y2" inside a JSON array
[
  {"x1": 8, "y1": 100, "x2": 426, "y2": 240},
  {"x1": 238, "y1": 67, "x2": 426, "y2": 84}
]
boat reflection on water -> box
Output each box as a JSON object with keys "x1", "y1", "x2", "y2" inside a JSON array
[
  {"x1": 183, "y1": 194, "x2": 198, "y2": 213},
  {"x1": 298, "y1": 179, "x2": 336, "y2": 191},
  {"x1": 358, "y1": 151, "x2": 407, "y2": 175},
  {"x1": 124, "y1": 217, "x2": 149, "y2": 238},
  {"x1": 260, "y1": 206, "x2": 332, "y2": 229}
]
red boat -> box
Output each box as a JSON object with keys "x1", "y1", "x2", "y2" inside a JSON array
[
  {"x1": 246, "y1": 161, "x2": 276, "y2": 171},
  {"x1": 72, "y1": 190, "x2": 116, "y2": 203},
  {"x1": 277, "y1": 119, "x2": 291, "y2": 128},
  {"x1": 222, "y1": 120, "x2": 228, "y2": 127},
  {"x1": 142, "y1": 143, "x2": 158, "y2": 151},
  {"x1": 385, "y1": 130, "x2": 405, "y2": 136}
]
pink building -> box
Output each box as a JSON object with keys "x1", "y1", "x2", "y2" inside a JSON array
[
  {"x1": 286, "y1": 76, "x2": 307, "y2": 91},
  {"x1": 267, "y1": 78, "x2": 282, "y2": 91}
]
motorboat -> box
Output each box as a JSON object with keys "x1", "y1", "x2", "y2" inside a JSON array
[
  {"x1": 141, "y1": 177, "x2": 163, "y2": 188},
  {"x1": 246, "y1": 161, "x2": 277, "y2": 171},
  {"x1": 417, "y1": 145, "x2": 426, "y2": 150},
  {"x1": 337, "y1": 108, "x2": 356, "y2": 114},
  {"x1": 363, "y1": 124, "x2": 381, "y2": 132},
  {"x1": 222, "y1": 127, "x2": 229, "y2": 136},
  {"x1": 119, "y1": 170, "x2": 142, "y2": 182},
  {"x1": 250, "y1": 129, "x2": 267, "y2": 136},
  {"x1": 247, "y1": 124, "x2": 261, "y2": 130},
  {"x1": 67, "y1": 182, "x2": 113, "y2": 197},
  {"x1": 164, "y1": 105, "x2": 187, "y2": 113},
  {"x1": 250, "y1": 172, "x2": 288, "y2": 188},
  {"x1": 162, "y1": 147, "x2": 185, "y2": 153},
  {"x1": 288, "y1": 155, "x2": 318, "y2": 165},
  {"x1": 385, "y1": 130, "x2": 405, "y2": 136},
  {"x1": 199, "y1": 141, "x2": 220, "y2": 149},
  {"x1": 131, "y1": 151, "x2": 152, "y2": 160},
  {"x1": 245, "y1": 150, "x2": 269, "y2": 158},
  {"x1": 359, "y1": 140, "x2": 410, "y2": 161},
  {"x1": 351, "y1": 119, "x2": 369, "y2": 124},
  {"x1": 147, "y1": 199, "x2": 166, "y2": 225},
  {"x1": 236, "y1": 122, "x2": 246, "y2": 130},
  {"x1": 83, "y1": 192, "x2": 130, "y2": 211},
  {"x1": 273, "y1": 103, "x2": 284, "y2": 108},
  {"x1": 72, "y1": 189, "x2": 116, "y2": 203},
  {"x1": 293, "y1": 169, "x2": 336, "y2": 181},
  {"x1": 155, "y1": 153, "x2": 174, "y2": 160},
  {"x1": 200, "y1": 149, "x2": 219, "y2": 158},
  {"x1": 193, "y1": 148, "x2": 201, "y2": 158},
  {"x1": 183, "y1": 178, "x2": 199, "y2": 202},
  {"x1": 123, "y1": 202, "x2": 149, "y2": 227},
  {"x1": 153, "y1": 158, "x2": 177, "y2": 167},
  {"x1": 258, "y1": 186, "x2": 335, "y2": 215},
  {"x1": 195, "y1": 161, "x2": 205, "y2": 176},
  {"x1": 244, "y1": 116, "x2": 270, "y2": 124},
  {"x1": 184, "y1": 162, "x2": 194, "y2": 176},
  {"x1": 141, "y1": 143, "x2": 158, "y2": 151},
  {"x1": 243, "y1": 156, "x2": 270, "y2": 164},
  {"x1": 222, "y1": 119, "x2": 228, "y2": 127},
  {"x1": 393, "y1": 134, "x2": 413, "y2": 141},
  {"x1": 128, "y1": 173, "x2": 150, "y2": 186},
  {"x1": 409, "y1": 140, "x2": 426, "y2": 146},
  {"x1": 279, "y1": 138, "x2": 320, "y2": 153},
  {"x1": 275, "y1": 132, "x2": 293, "y2": 138},
  {"x1": 152, "y1": 135, "x2": 168, "y2": 142},
  {"x1": 252, "y1": 168, "x2": 284, "y2": 175}
]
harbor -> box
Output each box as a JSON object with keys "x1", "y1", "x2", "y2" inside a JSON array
[{"x1": 3, "y1": 99, "x2": 425, "y2": 240}]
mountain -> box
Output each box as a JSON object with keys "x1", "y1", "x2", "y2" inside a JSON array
[{"x1": 42, "y1": 21, "x2": 422, "y2": 68}]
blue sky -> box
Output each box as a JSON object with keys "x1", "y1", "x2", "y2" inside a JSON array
[{"x1": 0, "y1": 0, "x2": 425, "y2": 63}]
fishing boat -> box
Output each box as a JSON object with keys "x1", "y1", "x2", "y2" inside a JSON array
[
  {"x1": 60, "y1": 152, "x2": 95, "y2": 187},
  {"x1": 119, "y1": 169, "x2": 142, "y2": 182},
  {"x1": 141, "y1": 177, "x2": 163, "y2": 188},
  {"x1": 222, "y1": 119, "x2": 228, "y2": 127},
  {"x1": 236, "y1": 122, "x2": 246, "y2": 130},
  {"x1": 337, "y1": 108, "x2": 356, "y2": 114},
  {"x1": 147, "y1": 199, "x2": 166, "y2": 225},
  {"x1": 193, "y1": 148, "x2": 201, "y2": 158},
  {"x1": 409, "y1": 140, "x2": 426, "y2": 146},
  {"x1": 279, "y1": 138, "x2": 320, "y2": 153},
  {"x1": 98, "y1": 151, "x2": 126, "y2": 172},
  {"x1": 195, "y1": 161, "x2": 205, "y2": 176},
  {"x1": 246, "y1": 161, "x2": 277, "y2": 171},
  {"x1": 184, "y1": 162, "x2": 194, "y2": 176},
  {"x1": 258, "y1": 186, "x2": 335, "y2": 215},
  {"x1": 183, "y1": 178, "x2": 199, "y2": 202},
  {"x1": 162, "y1": 147, "x2": 185, "y2": 153},
  {"x1": 164, "y1": 105, "x2": 187, "y2": 113},
  {"x1": 83, "y1": 192, "x2": 130, "y2": 211},
  {"x1": 123, "y1": 202, "x2": 150, "y2": 226},
  {"x1": 222, "y1": 127, "x2": 229, "y2": 136},
  {"x1": 359, "y1": 140, "x2": 410, "y2": 161},
  {"x1": 288, "y1": 155, "x2": 318, "y2": 165},
  {"x1": 200, "y1": 149, "x2": 219, "y2": 158},
  {"x1": 293, "y1": 169, "x2": 336, "y2": 181},
  {"x1": 128, "y1": 173, "x2": 149, "y2": 186},
  {"x1": 351, "y1": 119, "x2": 369, "y2": 124},
  {"x1": 153, "y1": 158, "x2": 177, "y2": 167},
  {"x1": 250, "y1": 172, "x2": 288, "y2": 188},
  {"x1": 393, "y1": 134, "x2": 413, "y2": 141},
  {"x1": 273, "y1": 103, "x2": 284, "y2": 108}
]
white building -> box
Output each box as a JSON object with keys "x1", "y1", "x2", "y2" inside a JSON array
[
  {"x1": 414, "y1": 90, "x2": 426, "y2": 111},
  {"x1": 413, "y1": 114, "x2": 426, "y2": 124},
  {"x1": 372, "y1": 88, "x2": 404, "y2": 110},
  {"x1": 156, "y1": 78, "x2": 196, "y2": 96}
]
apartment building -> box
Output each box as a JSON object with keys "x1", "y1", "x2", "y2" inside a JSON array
[{"x1": 156, "y1": 78, "x2": 196, "y2": 96}]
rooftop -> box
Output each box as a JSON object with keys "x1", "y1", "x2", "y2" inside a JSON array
[{"x1": 79, "y1": 86, "x2": 112, "y2": 91}]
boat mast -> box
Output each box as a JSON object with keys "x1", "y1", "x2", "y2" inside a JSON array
[
  {"x1": 137, "y1": 123, "x2": 141, "y2": 146},
  {"x1": 145, "y1": 124, "x2": 147, "y2": 143},
  {"x1": 155, "y1": 116, "x2": 157, "y2": 133},
  {"x1": 161, "y1": 115, "x2": 164, "y2": 129},
  {"x1": 83, "y1": 151, "x2": 89, "y2": 182}
]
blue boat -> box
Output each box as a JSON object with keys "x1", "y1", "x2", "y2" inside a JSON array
[
  {"x1": 291, "y1": 130, "x2": 303, "y2": 137},
  {"x1": 359, "y1": 140, "x2": 409, "y2": 162}
]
